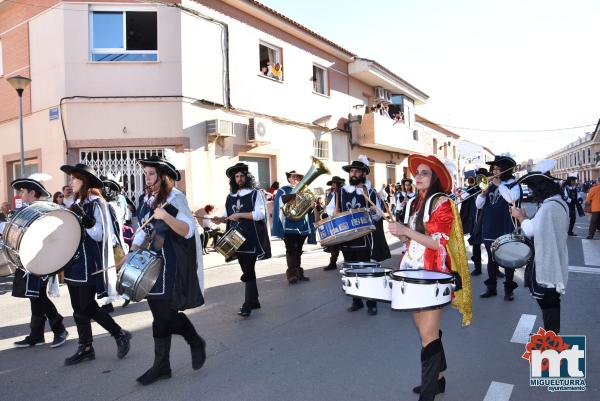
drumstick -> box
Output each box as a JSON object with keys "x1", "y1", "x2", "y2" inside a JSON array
[
  {"x1": 135, "y1": 202, "x2": 168, "y2": 235},
  {"x1": 382, "y1": 200, "x2": 396, "y2": 223},
  {"x1": 91, "y1": 265, "x2": 116, "y2": 276}
]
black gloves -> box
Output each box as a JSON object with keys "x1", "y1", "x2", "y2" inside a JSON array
[{"x1": 72, "y1": 203, "x2": 96, "y2": 229}]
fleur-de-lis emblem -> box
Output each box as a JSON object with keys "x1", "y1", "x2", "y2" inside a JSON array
[
  {"x1": 489, "y1": 187, "x2": 501, "y2": 205},
  {"x1": 232, "y1": 199, "x2": 243, "y2": 213},
  {"x1": 346, "y1": 197, "x2": 360, "y2": 210}
]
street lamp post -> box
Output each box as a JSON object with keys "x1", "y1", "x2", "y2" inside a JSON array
[{"x1": 7, "y1": 75, "x2": 32, "y2": 178}]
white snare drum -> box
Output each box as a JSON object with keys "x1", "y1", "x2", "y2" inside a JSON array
[
  {"x1": 2, "y1": 202, "x2": 82, "y2": 276},
  {"x1": 340, "y1": 261, "x2": 380, "y2": 274},
  {"x1": 390, "y1": 269, "x2": 454, "y2": 311},
  {"x1": 491, "y1": 233, "x2": 533, "y2": 269},
  {"x1": 341, "y1": 266, "x2": 392, "y2": 302}
]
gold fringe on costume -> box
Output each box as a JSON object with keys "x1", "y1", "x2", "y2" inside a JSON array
[{"x1": 446, "y1": 199, "x2": 473, "y2": 326}]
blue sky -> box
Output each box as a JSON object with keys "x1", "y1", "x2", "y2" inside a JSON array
[{"x1": 260, "y1": 0, "x2": 599, "y2": 161}]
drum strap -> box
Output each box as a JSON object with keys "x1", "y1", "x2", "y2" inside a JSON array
[{"x1": 403, "y1": 197, "x2": 417, "y2": 224}]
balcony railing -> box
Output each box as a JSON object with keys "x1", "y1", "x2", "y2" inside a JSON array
[{"x1": 353, "y1": 112, "x2": 423, "y2": 153}]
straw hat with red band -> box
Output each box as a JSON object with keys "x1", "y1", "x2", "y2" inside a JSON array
[{"x1": 407, "y1": 154, "x2": 453, "y2": 193}]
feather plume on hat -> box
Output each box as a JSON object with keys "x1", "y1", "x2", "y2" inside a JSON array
[
  {"x1": 164, "y1": 148, "x2": 186, "y2": 171},
  {"x1": 357, "y1": 155, "x2": 369, "y2": 167},
  {"x1": 28, "y1": 173, "x2": 52, "y2": 183}
]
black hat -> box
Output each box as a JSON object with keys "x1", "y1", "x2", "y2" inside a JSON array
[
  {"x1": 139, "y1": 156, "x2": 181, "y2": 181},
  {"x1": 326, "y1": 176, "x2": 345, "y2": 186},
  {"x1": 476, "y1": 167, "x2": 490, "y2": 176},
  {"x1": 285, "y1": 170, "x2": 304, "y2": 180},
  {"x1": 226, "y1": 162, "x2": 249, "y2": 179},
  {"x1": 485, "y1": 155, "x2": 516, "y2": 168},
  {"x1": 342, "y1": 160, "x2": 370, "y2": 174},
  {"x1": 517, "y1": 160, "x2": 559, "y2": 186},
  {"x1": 401, "y1": 178, "x2": 413, "y2": 185},
  {"x1": 60, "y1": 163, "x2": 104, "y2": 189},
  {"x1": 102, "y1": 177, "x2": 122, "y2": 192},
  {"x1": 11, "y1": 178, "x2": 51, "y2": 198}
]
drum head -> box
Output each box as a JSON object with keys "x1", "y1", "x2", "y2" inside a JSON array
[
  {"x1": 343, "y1": 267, "x2": 391, "y2": 277},
  {"x1": 20, "y1": 209, "x2": 81, "y2": 275},
  {"x1": 392, "y1": 269, "x2": 453, "y2": 283},
  {"x1": 494, "y1": 241, "x2": 532, "y2": 268},
  {"x1": 342, "y1": 261, "x2": 381, "y2": 270}
]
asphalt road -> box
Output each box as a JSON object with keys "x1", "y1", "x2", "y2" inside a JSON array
[{"x1": 0, "y1": 212, "x2": 598, "y2": 401}]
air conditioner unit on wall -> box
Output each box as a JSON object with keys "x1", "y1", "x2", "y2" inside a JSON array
[
  {"x1": 383, "y1": 90, "x2": 392, "y2": 103},
  {"x1": 374, "y1": 86, "x2": 385, "y2": 101},
  {"x1": 246, "y1": 118, "x2": 269, "y2": 146},
  {"x1": 206, "y1": 119, "x2": 235, "y2": 138}
]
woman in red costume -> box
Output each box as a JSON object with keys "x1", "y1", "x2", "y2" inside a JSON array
[{"x1": 390, "y1": 154, "x2": 457, "y2": 401}]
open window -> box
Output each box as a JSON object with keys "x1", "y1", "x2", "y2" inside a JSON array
[
  {"x1": 90, "y1": 10, "x2": 158, "y2": 61},
  {"x1": 312, "y1": 64, "x2": 328, "y2": 95},
  {"x1": 259, "y1": 42, "x2": 283, "y2": 81}
]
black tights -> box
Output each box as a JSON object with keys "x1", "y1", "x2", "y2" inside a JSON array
[
  {"x1": 148, "y1": 299, "x2": 199, "y2": 341},
  {"x1": 68, "y1": 285, "x2": 121, "y2": 345},
  {"x1": 536, "y1": 291, "x2": 561, "y2": 334}
]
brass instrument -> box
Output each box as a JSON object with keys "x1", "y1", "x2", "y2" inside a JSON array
[
  {"x1": 456, "y1": 165, "x2": 521, "y2": 205},
  {"x1": 282, "y1": 156, "x2": 331, "y2": 221},
  {"x1": 465, "y1": 176, "x2": 476, "y2": 187}
]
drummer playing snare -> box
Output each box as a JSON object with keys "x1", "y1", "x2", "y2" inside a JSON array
[
  {"x1": 212, "y1": 163, "x2": 271, "y2": 318},
  {"x1": 388, "y1": 154, "x2": 471, "y2": 401}
]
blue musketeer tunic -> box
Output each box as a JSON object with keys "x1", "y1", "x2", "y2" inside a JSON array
[{"x1": 271, "y1": 185, "x2": 316, "y2": 243}]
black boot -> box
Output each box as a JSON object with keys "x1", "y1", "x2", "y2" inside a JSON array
[
  {"x1": 115, "y1": 330, "x2": 132, "y2": 359},
  {"x1": 480, "y1": 278, "x2": 497, "y2": 298},
  {"x1": 542, "y1": 307, "x2": 561, "y2": 334},
  {"x1": 366, "y1": 300, "x2": 378, "y2": 316},
  {"x1": 324, "y1": 253, "x2": 337, "y2": 271},
  {"x1": 347, "y1": 298, "x2": 364, "y2": 312},
  {"x1": 413, "y1": 331, "x2": 446, "y2": 394},
  {"x1": 48, "y1": 315, "x2": 69, "y2": 348},
  {"x1": 503, "y1": 281, "x2": 518, "y2": 301},
  {"x1": 419, "y1": 338, "x2": 444, "y2": 401},
  {"x1": 14, "y1": 316, "x2": 46, "y2": 347},
  {"x1": 298, "y1": 251, "x2": 309, "y2": 281},
  {"x1": 136, "y1": 336, "x2": 172, "y2": 385},
  {"x1": 238, "y1": 281, "x2": 256, "y2": 317},
  {"x1": 174, "y1": 318, "x2": 207, "y2": 370},
  {"x1": 65, "y1": 344, "x2": 95, "y2": 366}
]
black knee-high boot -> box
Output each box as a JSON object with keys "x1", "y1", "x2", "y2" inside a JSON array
[
  {"x1": 542, "y1": 307, "x2": 561, "y2": 334},
  {"x1": 413, "y1": 331, "x2": 446, "y2": 394},
  {"x1": 419, "y1": 338, "x2": 444, "y2": 401},
  {"x1": 172, "y1": 316, "x2": 207, "y2": 370},
  {"x1": 136, "y1": 336, "x2": 172, "y2": 385},
  {"x1": 285, "y1": 253, "x2": 299, "y2": 284}
]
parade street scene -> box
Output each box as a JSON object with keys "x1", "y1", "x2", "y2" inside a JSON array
[{"x1": 0, "y1": 1, "x2": 599, "y2": 401}]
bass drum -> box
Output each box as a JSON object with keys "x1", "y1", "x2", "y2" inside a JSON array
[
  {"x1": 117, "y1": 249, "x2": 164, "y2": 302},
  {"x1": 2, "y1": 202, "x2": 82, "y2": 276}
]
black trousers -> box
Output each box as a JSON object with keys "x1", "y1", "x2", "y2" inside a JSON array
[
  {"x1": 284, "y1": 234, "x2": 307, "y2": 281},
  {"x1": 148, "y1": 299, "x2": 196, "y2": 338},
  {"x1": 471, "y1": 244, "x2": 482, "y2": 270},
  {"x1": 329, "y1": 245, "x2": 340, "y2": 265},
  {"x1": 568, "y1": 207, "x2": 576, "y2": 234},
  {"x1": 536, "y1": 291, "x2": 561, "y2": 334},
  {"x1": 67, "y1": 285, "x2": 121, "y2": 345},
  {"x1": 29, "y1": 281, "x2": 62, "y2": 337},
  {"x1": 341, "y1": 248, "x2": 376, "y2": 308},
  {"x1": 588, "y1": 212, "x2": 600, "y2": 238},
  {"x1": 238, "y1": 253, "x2": 258, "y2": 282},
  {"x1": 484, "y1": 241, "x2": 515, "y2": 288}
]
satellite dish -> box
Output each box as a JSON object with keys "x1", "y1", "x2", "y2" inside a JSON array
[{"x1": 256, "y1": 121, "x2": 266, "y2": 137}]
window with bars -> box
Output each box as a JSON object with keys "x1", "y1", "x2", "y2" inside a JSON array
[
  {"x1": 79, "y1": 148, "x2": 165, "y2": 202},
  {"x1": 313, "y1": 140, "x2": 329, "y2": 159}
]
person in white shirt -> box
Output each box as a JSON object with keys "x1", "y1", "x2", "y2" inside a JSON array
[{"x1": 510, "y1": 160, "x2": 568, "y2": 333}]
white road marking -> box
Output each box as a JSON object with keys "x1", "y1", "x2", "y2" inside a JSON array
[
  {"x1": 582, "y1": 239, "x2": 600, "y2": 266},
  {"x1": 483, "y1": 381, "x2": 514, "y2": 401},
  {"x1": 569, "y1": 265, "x2": 600, "y2": 275},
  {"x1": 511, "y1": 314, "x2": 537, "y2": 344}
]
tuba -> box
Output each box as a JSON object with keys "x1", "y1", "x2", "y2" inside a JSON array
[{"x1": 282, "y1": 156, "x2": 331, "y2": 221}]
